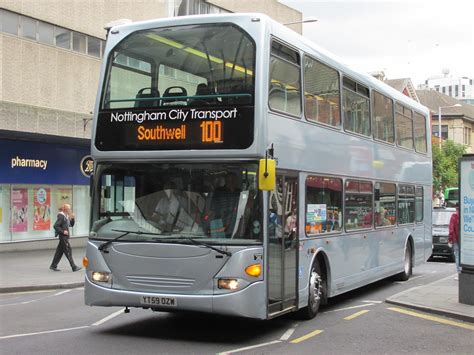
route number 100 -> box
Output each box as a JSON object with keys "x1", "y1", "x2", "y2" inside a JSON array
[{"x1": 200, "y1": 121, "x2": 223, "y2": 143}]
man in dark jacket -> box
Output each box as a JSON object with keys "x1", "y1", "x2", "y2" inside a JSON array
[{"x1": 50, "y1": 204, "x2": 82, "y2": 272}]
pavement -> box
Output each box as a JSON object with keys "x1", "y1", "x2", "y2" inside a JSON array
[{"x1": 0, "y1": 248, "x2": 472, "y2": 323}]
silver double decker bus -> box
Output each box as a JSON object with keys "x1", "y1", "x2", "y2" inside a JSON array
[{"x1": 84, "y1": 13, "x2": 432, "y2": 320}]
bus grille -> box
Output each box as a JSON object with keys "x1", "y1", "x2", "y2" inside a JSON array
[{"x1": 126, "y1": 275, "x2": 195, "y2": 289}]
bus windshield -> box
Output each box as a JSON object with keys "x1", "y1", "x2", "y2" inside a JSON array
[
  {"x1": 91, "y1": 163, "x2": 262, "y2": 244},
  {"x1": 102, "y1": 23, "x2": 255, "y2": 110}
]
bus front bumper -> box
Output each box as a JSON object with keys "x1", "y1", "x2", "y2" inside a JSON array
[{"x1": 84, "y1": 275, "x2": 267, "y2": 319}]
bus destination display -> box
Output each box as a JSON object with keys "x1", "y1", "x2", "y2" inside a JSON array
[{"x1": 95, "y1": 106, "x2": 254, "y2": 151}]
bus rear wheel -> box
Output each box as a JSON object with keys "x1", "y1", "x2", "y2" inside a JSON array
[
  {"x1": 396, "y1": 243, "x2": 412, "y2": 281},
  {"x1": 298, "y1": 262, "x2": 325, "y2": 320}
]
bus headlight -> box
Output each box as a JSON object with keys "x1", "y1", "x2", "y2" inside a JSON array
[
  {"x1": 91, "y1": 271, "x2": 111, "y2": 283},
  {"x1": 218, "y1": 278, "x2": 239, "y2": 290}
]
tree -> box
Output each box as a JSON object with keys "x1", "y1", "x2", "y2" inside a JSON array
[{"x1": 432, "y1": 140, "x2": 467, "y2": 192}]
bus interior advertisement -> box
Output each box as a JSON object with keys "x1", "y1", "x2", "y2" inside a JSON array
[
  {"x1": 96, "y1": 23, "x2": 255, "y2": 151},
  {"x1": 91, "y1": 162, "x2": 262, "y2": 245}
]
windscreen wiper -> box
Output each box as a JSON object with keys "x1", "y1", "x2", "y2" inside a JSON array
[
  {"x1": 184, "y1": 237, "x2": 232, "y2": 257},
  {"x1": 98, "y1": 229, "x2": 163, "y2": 253}
]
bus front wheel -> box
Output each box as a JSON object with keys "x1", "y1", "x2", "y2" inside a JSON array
[{"x1": 298, "y1": 261, "x2": 325, "y2": 319}]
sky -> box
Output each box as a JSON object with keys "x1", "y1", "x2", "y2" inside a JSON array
[{"x1": 279, "y1": 0, "x2": 474, "y2": 87}]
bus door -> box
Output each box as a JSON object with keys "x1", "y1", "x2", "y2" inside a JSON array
[{"x1": 267, "y1": 174, "x2": 298, "y2": 317}]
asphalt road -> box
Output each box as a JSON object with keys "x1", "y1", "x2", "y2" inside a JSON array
[{"x1": 1, "y1": 259, "x2": 472, "y2": 355}]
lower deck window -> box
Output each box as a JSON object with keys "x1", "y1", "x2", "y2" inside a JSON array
[{"x1": 305, "y1": 176, "x2": 342, "y2": 235}]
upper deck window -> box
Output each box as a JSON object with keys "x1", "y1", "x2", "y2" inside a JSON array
[
  {"x1": 304, "y1": 56, "x2": 341, "y2": 127},
  {"x1": 342, "y1": 77, "x2": 370, "y2": 136},
  {"x1": 269, "y1": 41, "x2": 301, "y2": 117},
  {"x1": 413, "y1": 111, "x2": 427, "y2": 153},
  {"x1": 395, "y1": 103, "x2": 413, "y2": 149},
  {"x1": 372, "y1": 91, "x2": 394, "y2": 143},
  {"x1": 102, "y1": 23, "x2": 255, "y2": 110}
]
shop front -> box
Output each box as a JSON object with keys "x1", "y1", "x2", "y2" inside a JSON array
[{"x1": 0, "y1": 134, "x2": 91, "y2": 242}]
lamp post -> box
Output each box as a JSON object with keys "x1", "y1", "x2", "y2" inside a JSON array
[{"x1": 437, "y1": 104, "x2": 461, "y2": 148}]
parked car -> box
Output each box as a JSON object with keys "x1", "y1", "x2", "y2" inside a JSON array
[{"x1": 431, "y1": 207, "x2": 456, "y2": 260}]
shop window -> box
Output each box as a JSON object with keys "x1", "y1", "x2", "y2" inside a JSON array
[
  {"x1": 305, "y1": 176, "x2": 343, "y2": 235},
  {"x1": 372, "y1": 91, "x2": 394, "y2": 143},
  {"x1": 374, "y1": 182, "x2": 396, "y2": 227},
  {"x1": 344, "y1": 180, "x2": 373, "y2": 230},
  {"x1": 398, "y1": 185, "x2": 415, "y2": 224},
  {"x1": 269, "y1": 41, "x2": 301, "y2": 117},
  {"x1": 304, "y1": 56, "x2": 341, "y2": 127}
]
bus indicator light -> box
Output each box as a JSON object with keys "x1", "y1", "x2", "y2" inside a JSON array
[{"x1": 245, "y1": 263, "x2": 262, "y2": 277}]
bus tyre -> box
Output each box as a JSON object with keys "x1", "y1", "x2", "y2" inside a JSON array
[
  {"x1": 299, "y1": 262, "x2": 325, "y2": 320},
  {"x1": 396, "y1": 243, "x2": 412, "y2": 281}
]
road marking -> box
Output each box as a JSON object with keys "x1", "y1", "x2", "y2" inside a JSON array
[
  {"x1": 388, "y1": 307, "x2": 474, "y2": 331},
  {"x1": 280, "y1": 323, "x2": 298, "y2": 341},
  {"x1": 362, "y1": 300, "x2": 382, "y2": 304},
  {"x1": 218, "y1": 340, "x2": 281, "y2": 354},
  {"x1": 54, "y1": 290, "x2": 72, "y2": 296},
  {"x1": 92, "y1": 309, "x2": 124, "y2": 326},
  {"x1": 324, "y1": 303, "x2": 375, "y2": 313},
  {"x1": 0, "y1": 326, "x2": 89, "y2": 340},
  {"x1": 0, "y1": 289, "x2": 73, "y2": 307},
  {"x1": 344, "y1": 309, "x2": 370, "y2": 320},
  {"x1": 290, "y1": 329, "x2": 324, "y2": 344}
]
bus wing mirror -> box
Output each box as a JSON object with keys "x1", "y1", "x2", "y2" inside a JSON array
[{"x1": 258, "y1": 159, "x2": 276, "y2": 191}]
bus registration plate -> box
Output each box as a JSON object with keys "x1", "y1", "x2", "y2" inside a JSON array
[{"x1": 140, "y1": 296, "x2": 177, "y2": 307}]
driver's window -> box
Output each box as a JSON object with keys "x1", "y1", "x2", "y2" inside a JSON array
[{"x1": 100, "y1": 174, "x2": 136, "y2": 217}]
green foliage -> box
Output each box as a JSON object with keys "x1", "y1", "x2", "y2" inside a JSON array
[{"x1": 432, "y1": 140, "x2": 467, "y2": 191}]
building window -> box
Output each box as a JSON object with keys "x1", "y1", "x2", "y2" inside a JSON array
[
  {"x1": 269, "y1": 41, "x2": 301, "y2": 117},
  {"x1": 442, "y1": 87, "x2": 446, "y2": 94},
  {"x1": 303, "y1": 56, "x2": 341, "y2": 127},
  {"x1": 395, "y1": 103, "x2": 413, "y2": 149},
  {"x1": 342, "y1": 77, "x2": 370, "y2": 136},
  {"x1": 73, "y1": 32, "x2": 87, "y2": 53},
  {"x1": 20, "y1": 16, "x2": 37, "y2": 40},
  {"x1": 372, "y1": 90, "x2": 394, "y2": 143},
  {"x1": 464, "y1": 127, "x2": 472, "y2": 145},
  {"x1": 344, "y1": 180, "x2": 373, "y2": 230},
  {"x1": 449, "y1": 86, "x2": 452, "y2": 96},
  {"x1": 0, "y1": 9, "x2": 19, "y2": 35},
  {"x1": 0, "y1": 9, "x2": 104, "y2": 59},
  {"x1": 455, "y1": 84, "x2": 459, "y2": 97},
  {"x1": 432, "y1": 125, "x2": 448, "y2": 140},
  {"x1": 87, "y1": 37, "x2": 101, "y2": 57},
  {"x1": 305, "y1": 176, "x2": 343, "y2": 235},
  {"x1": 55, "y1": 27, "x2": 71, "y2": 49},
  {"x1": 38, "y1": 21, "x2": 54, "y2": 45}
]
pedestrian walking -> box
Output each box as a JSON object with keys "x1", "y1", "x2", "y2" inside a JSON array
[
  {"x1": 49, "y1": 203, "x2": 82, "y2": 272},
  {"x1": 448, "y1": 203, "x2": 460, "y2": 280}
]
